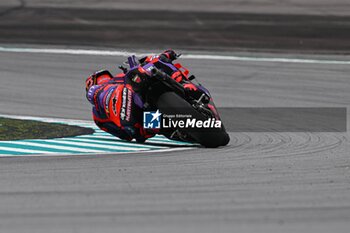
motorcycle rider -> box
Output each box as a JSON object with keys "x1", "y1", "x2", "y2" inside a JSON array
[{"x1": 85, "y1": 49, "x2": 197, "y2": 142}]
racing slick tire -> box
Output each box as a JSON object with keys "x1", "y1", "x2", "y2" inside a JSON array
[{"x1": 156, "y1": 92, "x2": 230, "y2": 148}]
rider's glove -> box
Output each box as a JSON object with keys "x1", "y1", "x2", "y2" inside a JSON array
[
  {"x1": 132, "y1": 124, "x2": 157, "y2": 143},
  {"x1": 163, "y1": 49, "x2": 177, "y2": 60},
  {"x1": 160, "y1": 49, "x2": 178, "y2": 63}
]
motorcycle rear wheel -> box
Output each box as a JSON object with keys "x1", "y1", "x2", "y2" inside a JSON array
[{"x1": 156, "y1": 92, "x2": 230, "y2": 148}]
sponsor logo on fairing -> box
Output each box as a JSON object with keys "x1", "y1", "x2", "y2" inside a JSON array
[
  {"x1": 120, "y1": 88, "x2": 132, "y2": 121},
  {"x1": 112, "y1": 96, "x2": 117, "y2": 115},
  {"x1": 104, "y1": 88, "x2": 114, "y2": 115},
  {"x1": 120, "y1": 88, "x2": 127, "y2": 120},
  {"x1": 126, "y1": 90, "x2": 132, "y2": 121},
  {"x1": 145, "y1": 65, "x2": 155, "y2": 72}
]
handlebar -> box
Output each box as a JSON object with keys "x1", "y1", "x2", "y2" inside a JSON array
[
  {"x1": 151, "y1": 67, "x2": 186, "y2": 97},
  {"x1": 151, "y1": 67, "x2": 170, "y2": 80}
]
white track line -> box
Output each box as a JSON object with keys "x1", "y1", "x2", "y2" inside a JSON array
[
  {"x1": 43, "y1": 139, "x2": 149, "y2": 151},
  {"x1": 79, "y1": 134, "x2": 190, "y2": 145},
  {"x1": 0, "y1": 146, "x2": 55, "y2": 154},
  {"x1": 182, "y1": 54, "x2": 350, "y2": 65},
  {"x1": 0, "y1": 147, "x2": 194, "y2": 158},
  {"x1": 65, "y1": 138, "x2": 167, "y2": 149},
  {"x1": 0, "y1": 47, "x2": 349, "y2": 65},
  {"x1": 79, "y1": 134, "x2": 173, "y2": 142},
  {"x1": 3, "y1": 141, "x2": 105, "y2": 153}
]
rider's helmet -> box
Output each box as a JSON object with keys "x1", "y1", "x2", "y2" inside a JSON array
[
  {"x1": 86, "y1": 84, "x2": 101, "y2": 105},
  {"x1": 85, "y1": 75, "x2": 94, "y2": 93},
  {"x1": 162, "y1": 49, "x2": 177, "y2": 61},
  {"x1": 85, "y1": 70, "x2": 114, "y2": 93}
]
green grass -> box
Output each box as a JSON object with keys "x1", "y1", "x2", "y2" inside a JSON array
[{"x1": 0, "y1": 117, "x2": 94, "y2": 141}]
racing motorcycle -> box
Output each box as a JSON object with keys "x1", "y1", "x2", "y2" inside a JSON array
[{"x1": 121, "y1": 54, "x2": 230, "y2": 148}]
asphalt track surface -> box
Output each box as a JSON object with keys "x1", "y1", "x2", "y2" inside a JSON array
[
  {"x1": 1, "y1": 48, "x2": 350, "y2": 233},
  {"x1": 1, "y1": 0, "x2": 350, "y2": 16},
  {"x1": 1, "y1": 2, "x2": 350, "y2": 233},
  {"x1": 2, "y1": 5, "x2": 350, "y2": 53}
]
